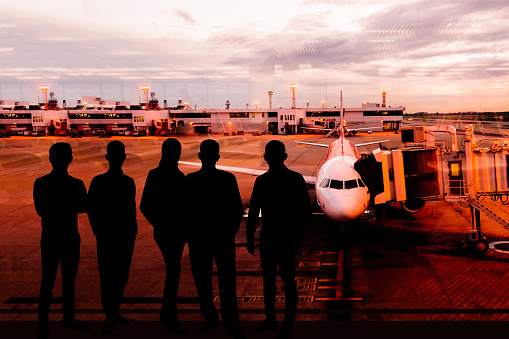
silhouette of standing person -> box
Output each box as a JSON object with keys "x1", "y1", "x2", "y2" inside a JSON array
[
  {"x1": 247, "y1": 140, "x2": 311, "y2": 339},
  {"x1": 88, "y1": 140, "x2": 137, "y2": 335},
  {"x1": 186, "y1": 139, "x2": 245, "y2": 339},
  {"x1": 140, "y1": 138, "x2": 187, "y2": 335},
  {"x1": 33, "y1": 142, "x2": 90, "y2": 339}
]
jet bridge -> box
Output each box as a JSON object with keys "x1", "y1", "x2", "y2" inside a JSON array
[{"x1": 355, "y1": 125, "x2": 509, "y2": 253}]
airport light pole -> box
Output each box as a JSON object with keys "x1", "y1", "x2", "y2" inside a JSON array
[
  {"x1": 290, "y1": 83, "x2": 297, "y2": 109},
  {"x1": 142, "y1": 84, "x2": 150, "y2": 110},
  {"x1": 40, "y1": 84, "x2": 48, "y2": 110},
  {"x1": 381, "y1": 88, "x2": 387, "y2": 108}
]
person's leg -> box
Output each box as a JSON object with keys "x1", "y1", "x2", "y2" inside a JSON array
[
  {"x1": 215, "y1": 241, "x2": 242, "y2": 335},
  {"x1": 60, "y1": 234, "x2": 90, "y2": 331},
  {"x1": 251, "y1": 243, "x2": 278, "y2": 332},
  {"x1": 261, "y1": 244, "x2": 277, "y2": 323},
  {"x1": 189, "y1": 242, "x2": 219, "y2": 329},
  {"x1": 60, "y1": 234, "x2": 80, "y2": 322},
  {"x1": 38, "y1": 232, "x2": 60, "y2": 327},
  {"x1": 154, "y1": 233, "x2": 170, "y2": 324},
  {"x1": 155, "y1": 235, "x2": 185, "y2": 324},
  {"x1": 278, "y1": 250, "x2": 298, "y2": 331},
  {"x1": 116, "y1": 238, "x2": 135, "y2": 314},
  {"x1": 155, "y1": 234, "x2": 187, "y2": 334},
  {"x1": 165, "y1": 240, "x2": 185, "y2": 323},
  {"x1": 97, "y1": 241, "x2": 117, "y2": 334}
]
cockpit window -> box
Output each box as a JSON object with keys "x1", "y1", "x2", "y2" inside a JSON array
[
  {"x1": 325, "y1": 178, "x2": 364, "y2": 190},
  {"x1": 319, "y1": 178, "x2": 330, "y2": 188},
  {"x1": 329, "y1": 179, "x2": 343, "y2": 190},
  {"x1": 345, "y1": 179, "x2": 358, "y2": 189}
]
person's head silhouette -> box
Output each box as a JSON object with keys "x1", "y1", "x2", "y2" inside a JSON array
[
  {"x1": 160, "y1": 138, "x2": 181, "y2": 166},
  {"x1": 198, "y1": 139, "x2": 220, "y2": 168},
  {"x1": 49, "y1": 142, "x2": 73, "y2": 172},
  {"x1": 105, "y1": 140, "x2": 126, "y2": 170},
  {"x1": 263, "y1": 140, "x2": 287, "y2": 168}
]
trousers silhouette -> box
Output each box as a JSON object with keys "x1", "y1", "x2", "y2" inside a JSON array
[{"x1": 38, "y1": 229, "x2": 80, "y2": 323}]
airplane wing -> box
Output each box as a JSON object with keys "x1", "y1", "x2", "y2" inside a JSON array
[
  {"x1": 295, "y1": 140, "x2": 390, "y2": 148},
  {"x1": 347, "y1": 126, "x2": 383, "y2": 131},
  {"x1": 355, "y1": 140, "x2": 390, "y2": 147},
  {"x1": 179, "y1": 160, "x2": 316, "y2": 185},
  {"x1": 295, "y1": 141, "x2": 329, "y2": 147},
  {"x1": 301, "y1": 126, "x2": 383, "y2": 132},
  {"x1": 179, "y1": 161, "x2": 267, "y2": 176},
  {"x1": 301, "y1": 126, "x2": 334, "y2": 131}
]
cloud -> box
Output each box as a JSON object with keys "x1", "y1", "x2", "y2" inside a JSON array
[{"x1": 175, "y1": 10, "x2": 196, "y2": 26}]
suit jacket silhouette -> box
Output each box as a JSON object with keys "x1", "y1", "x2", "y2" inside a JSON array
[
  {"x1": 247, "y1": 165, "x2": 310, "y2": 249},
  {"x1": 34, "y1": 171, "x2": 87, "y2": 233},
  {"x1": 87, "y1": 168, "x2": 138, "y2": 240},
  {"x1": 185, "y1": 168, "x2": 243, "y2": 242},
  {"x1": 140, "y1": 165, "x2": 186, "y2": 239}
]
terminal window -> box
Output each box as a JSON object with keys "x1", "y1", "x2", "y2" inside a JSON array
[
  {"x1": 363, "y1": 110, "x2": 403, "y2": 116},
  {"x1": 230, "y1": 112, "x2": 249, "y2": 118},
  {"x1": 450, "y1": 163, "x2": 461, "y2": 177}
]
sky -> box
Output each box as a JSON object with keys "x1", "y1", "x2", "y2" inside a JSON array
[{"x1": 1, "y1": 0, "x2": 509, "y2": 113}]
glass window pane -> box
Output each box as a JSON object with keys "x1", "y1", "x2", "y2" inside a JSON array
[
  {"x1": 329, "y1": 180, "x2": 343, "y2": 190},
  {"x1": 345, "y1": 179, "x2": 358, "y2": 189},
  {"x1": 319, "y1": 178, "x2": 330, "y2": 188}
]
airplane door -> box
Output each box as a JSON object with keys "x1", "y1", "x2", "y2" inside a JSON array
[{"x1": 448, "y1": 161, "x2": 464, "y2": 196}]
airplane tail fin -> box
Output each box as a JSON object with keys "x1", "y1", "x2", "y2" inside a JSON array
[{"x1": 339, "y1": 91, "x2": 345, "y2": 139}]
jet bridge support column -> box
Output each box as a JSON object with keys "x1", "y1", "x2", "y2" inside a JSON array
[{"x1": 467, "y1": 205, "x2": 489, "y2": 253}]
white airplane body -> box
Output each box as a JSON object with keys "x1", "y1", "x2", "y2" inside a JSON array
[{"x1": 309, "y1": 138, "x2": 370, "y2": 222}]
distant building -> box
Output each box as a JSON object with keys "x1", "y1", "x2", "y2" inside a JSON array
[{"x1": 0, "y1": 97, "x2": 404, "y2": 136}]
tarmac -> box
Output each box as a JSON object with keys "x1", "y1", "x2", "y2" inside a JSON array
[{"x1": 1, "y1": 130, "x2": 509, "y2": 338}]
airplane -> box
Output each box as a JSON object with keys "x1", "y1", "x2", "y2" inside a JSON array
[
  {"x1": 301, "y1": 120, "x2": 383, "y2": 137},
  {"x1": 179, "y1": 91, "x2": 392, "y2": 223}
]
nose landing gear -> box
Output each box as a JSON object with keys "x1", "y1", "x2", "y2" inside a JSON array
[{"x1": 466, "y1": 231, "x2": 489, "y2": 254}]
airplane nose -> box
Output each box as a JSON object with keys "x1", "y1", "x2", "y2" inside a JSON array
[{"x1": 325, "y1": 195, "x2": 364, "y2": 222}]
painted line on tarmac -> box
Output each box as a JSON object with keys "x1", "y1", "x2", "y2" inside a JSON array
[
  {"x1": 6, "y1": 308, "x2": 509, "y2": 314},
  {"x1": 213, "y1": 296, "x2": 315, "y2": 303},
  {"x1": 300, "y1": 251, "x2": 338, "y2": 255},
  {"x1": 298, "y1": 262, "x2": 338, "y2": 267}
]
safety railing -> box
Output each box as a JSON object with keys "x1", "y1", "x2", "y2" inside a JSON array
[{"x1": 445, "y1": 179, "x2": 472, "y2": 202}]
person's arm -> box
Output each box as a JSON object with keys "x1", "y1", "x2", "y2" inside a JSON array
[
  {"x1": 76, "y1": 180, "x2": 88, "y2": 214},
  {"x1": 129, "y1": 177, "x2": 138, "y2": 236},
  {"x1": 87, "y1": 177, "x2": 100, "y2": 237},
  {"x1": 295, "y1": 175, "x2": 311, "y2": 251},
  {"x1": 230, "y1": 174, "x2": 244, "y2": 236},
  {"x1": 33, "y1": 178, "x2": 47, "y2": 219},
  {"x1": 246, "y1": 178, "x2": 261, "y2": 254},
  {"x1": 140, "y1": 171, "x2": 158, "y2": 227}
]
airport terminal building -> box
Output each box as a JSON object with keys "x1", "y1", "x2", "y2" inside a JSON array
[{"x1": 0, "y1": 97, "x2": 404, "y2": 137}]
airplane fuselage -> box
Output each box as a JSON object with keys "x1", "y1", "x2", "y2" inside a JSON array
[{"x1": 315, "y1": 138, "x2": 370, "y2": 223}]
